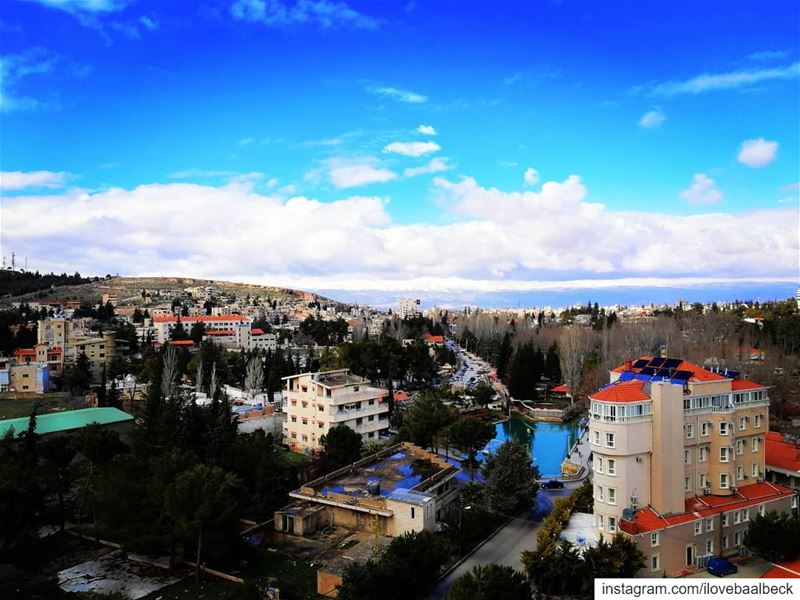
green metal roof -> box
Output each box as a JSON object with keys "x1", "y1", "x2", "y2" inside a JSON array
[{"x1": 0, "y1": 407, "x2": 134, "y2": 439}]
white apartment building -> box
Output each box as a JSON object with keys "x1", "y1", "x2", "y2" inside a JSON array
[
  {"x1": 396, "y1": 298, "x2": 420, "y2": 320},
  {"x1": 153, "y1": 314, "x2": 251, "y2": 343},
  {"x1": 283, "y1": 369, "x2": 390, "y2": 453},
  {"x1": 590, "y1": 356, "x2": 797, "y2": 575}
]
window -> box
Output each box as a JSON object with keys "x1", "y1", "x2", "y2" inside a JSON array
[
  {"x1": 596, "y1": 486, "x2": 604, "y2": 501},
  {"x1": 721, "y1": 513, "x2": 729, "y2": 527},
  {"x1": 302, "y1": 418, "x2": 308, "y2": 425},
  {"x1": 705, "y1": 518, "x2": 713, "y2": 532},
  {"x1": 368, "y1": 432, "x2": 374, "y2": 438},
  {"x1": 318, "y1": 422, "x2": 324, "y2": 428},
  {"x1": 651, "y1": 532, "x2": 660, "y2": 547},
  {"x1": 301, "y1": 401, "x2": 308, "y2": 408},
  {"x1": 720, "y1": 447, "x2": 730, "y2": 462},
  {"x1": 291, "y1": 432, "x2": 297, "y2": 439},
  {"x1": 736, "y1": 440, "x2": 745, "y2": 455},
  {"x1": 291, "y1": 416, "x2": 297, "y2": 422},
  {"x1": 752, "y1": 463, "x2": 758, "y2": 477},
  {"x1": 701, "y1": 422, "x2": 710, "y2": 437},
  {"x1": 739, "y1": 416, "x2": 746, "y2": 431},
  {"x1": 608, "y1": 517, "x2": 616, "y2": 533},
  {"x1": 734, "y1": 531, "x2": 742, "y2": 546},
  {"x1": 700, "y1": 473, "x2": 708, "y2": 489},
  {"x1": 720, "y1": 422, "x2": 729, "y2": 435},
  {"x1": 605, "y1": 432, "x2": 615, "y2": 448},
  {"x1": 721, "y1": 473, "x2": 730, "y2": 489},
  {"x1": 608, "y1": 488, "x2": 616, "y2": 504},
  {"x1": 686, "y1": 424, "x2": 694, "y2": 438},
  {"x1": 301, "y1": 435, "x2": 308, "y2": 442},
  {"x1": 734, "y1": 511, "x2": 741, "y2": 525},
  {"x1": 694, "y1": 521, "x2": 702, "y2": 535},
  {"x1": 317, "y1": 404, "x2": 324, "y2": 411},
  {"x1": 722, "y1": 535, "x2": 729, "y2": 549},
  {"x1": 684, "y1": 476, "x2": 690, "y2": 491},
  {"x1": 597, "y1": 514, "x2": 604, "y2": 529},
  {"x1": 651, "y1": 554, "x2": 660, "y2": 571},
  {"x1": 706, "y1": 539, "x2": 714, "y2": 554},
  {"x1": 607, "y1": 459, "x2": 616, "y2": 475},
  {"x1": 791, "y1": 496, "x2": 798, "y2": 509},
  {"x1": 593, "y1": 431, "x2": 600, "y2": 445},
  {"x1": 737, "y1": 465, "x2": 744, "y2": 480},
  {"x1": 595, "y1": 457, "x2": 604, "y2": 473},
  {"x1": 684, "y1": 449, "x2": 690, "y2": 465},
  {"x1": 411, "y1": 507, "x2": 415, "y2": 519},
  {"x1": 752, "y1": 437, "x2": 760, "y2": 452},
  {"x1": 743, "y1": 508, "x2": 749, "y2": 521},
  {"x1": 699, "y1": 446, "x2": 708, "y2": 462},
  {"x1": 758, "y1": 504, "x2": 765, "y2": 516},
  {"x1": 754, "y1": 414, "x2": 763, "y2": 428},
  {"x1": 368, "y1": 399, "x2": 374, "y2": 405}
]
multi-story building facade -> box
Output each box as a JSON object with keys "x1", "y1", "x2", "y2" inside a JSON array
[
  {"x1": 765, "y1": 431, "x2": 800, "y2": 490},
  {"x1": 397, "y1": 298, "x2": 420, "y2": 320},
  {"x1": 283, "y1": 369, "x2": 389, "y2": 453},
  {"x1": 153, "y1": 314, "x2": 251, "y2": 343},
  {"x1": 589, "y1": 356, "x2": 798, "y2": 575},
  {"x1": 0, "y1": 356, "x2": 49, "y2": 393}
]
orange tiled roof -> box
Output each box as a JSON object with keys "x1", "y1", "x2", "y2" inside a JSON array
[
  {"x1": 611, "y1": 356, "x2": 729, "y2": 382},
  {"x1": 168, "y1": 340, "x2": 194, "y2": 346},
  {"x1": 619, "y1": 481, "x2": 796, "y2": 535},
  {"x1": 423, "y1": 334, "x2": 445, "y2": 344},
  {"x1": 153, "y1": 314, "x2": 248, "y2": 323},
  {"x1": 732, "y1": 378, "x2": 767, "y2": 391},
  {"x1": 761, "y1": 558, "x2": 800, "y2": 578},
  {"x1": 551, "y1": 384, "x2": 570, "y2": 393},
  {"x1": 13, "y1": 348, "x2": 36, "y2": 356},
  {"x1": 590, "y1": 380, "x2": 650, "y2": 403},
  {"x1": 251, "y1": 328, "x2": 265, "y2": 335},
  {"x1": 766, "y1": 431, "x2": 800, "y2": 474},
  {"x1": 206, "y1": 329, "x2": 235, "y2": 336}
]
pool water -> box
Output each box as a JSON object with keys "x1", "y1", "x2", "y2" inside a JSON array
[{"x1": 481, "y1": 417, "x2": 581, "y2": 478}]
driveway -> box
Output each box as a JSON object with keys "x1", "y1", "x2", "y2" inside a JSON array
[{"x1": 427, "y1": 485, "x2": 578, "y2": 599}]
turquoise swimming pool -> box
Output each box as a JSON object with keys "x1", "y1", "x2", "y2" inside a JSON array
[{"x1": 482, "y1": 416, "x2": 581, "y2": 478}]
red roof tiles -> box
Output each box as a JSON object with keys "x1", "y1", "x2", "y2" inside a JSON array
[
  {"x1": 761, "y1": 558, "x2": 800, "y2": 578},
  {"x1": 619, "y1": 481, "x2": 797, "y2": 535},
  {"x1": 206, "y1": 329, "x2": 235, "y2": 336},
  {"x1": 766, "y1": 431, "x2": 800, "y2": 474},
  {"x1": 732, "y1": 378, "x2": 767, "y2": 391},
  {"x1": 611, "y1": 356, "x2": 729, "y2": 382},
  {"x1": 154, "y1": 315, "x2": 248, "y2": 323},
  {"x1": 590, "y1": 380, "x2": 650, "y2": 403}
]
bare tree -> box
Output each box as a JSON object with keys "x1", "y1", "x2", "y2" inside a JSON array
[
  {"x1": 245, "y1": 356, "x2": 264, "y2": 400},
  {"x1": 161, "y1": 345, "x2": 178, "y2": 399},
  {"x1": 208, "y1": 362, "x2": 218, "y2": 401},
  {"x1": 559, "y1": 326, "x2": 588, "y2": 404},
  {"x1": 195, "y1": 360, "x2": 204, "y2": 394}
]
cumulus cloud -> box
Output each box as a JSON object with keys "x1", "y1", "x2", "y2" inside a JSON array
[
  {"x1": 2, "y1": 174, "x2": 796, "y2": 291},
  {"x1": 325, "y1": 158, "x2": 397, "y2": 188},
  {"x1": 523, "y1": 167, "x2": 539, "y2": 186},
  {"x1": 679, "y1": 174, "x2": 723, "y2": 204},
  {"x1": 737, "y1": 138, "x2": 778, "y2": 168},
  {"x1": 367, "y1": 86, "x2": 427, "y2": 103},
  {"x1": 403, "y1": 158, "x2": 450, "y2": 177},
  {"x1": 383, "y1": 141, "x2": 440, "y2": 157},
  {"x1": 230, "y1": 0, "x2": 378, "y2": 29},
  {"x1": 638, "y1": 109, "x2": 666, "y2": 128},
  {"x1": 417, "y1": 124, "x2": 436, "y2": 136},
  {"x1": 0, "y1": 170, "x2": 69, "y2": 190},
  {"x1": 636, "y1": 62, "x2": 800, "y2": 96}
]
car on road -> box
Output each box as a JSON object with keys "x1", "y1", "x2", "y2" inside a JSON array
[
  {"x1": 540, "y1": 480, "x2": 565, "y2": 489},
  {"x1": 707, "y1": 557, "x2": 738, "y2": 577}
]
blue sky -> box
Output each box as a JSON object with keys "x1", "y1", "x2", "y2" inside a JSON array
[{"x1": 1, "y1": 0, "x2": 798, "y2": 306}]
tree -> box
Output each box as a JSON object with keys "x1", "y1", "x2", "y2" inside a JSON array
[
  {"x1": 65, "y1": 351, "x2": 93, "y2": 396},
  {"x1": 446, "y1": 418, "x2": 495, "y2": 480},
  {"x1": 320, "y1": 424, "x2": 363, "y2": 472},
  {"x1": 400, "y1": 390, "x2": 456, "y2": 450},
  {"x1": 189, "y1": 321, "x2": 206, "y2": 344},
  {"x1": 582, "y1": 533, "x2": 646, "y2": 579},
  {"x1": 558, "y1": 327, "x2": 587, "y2": 404},
  {"x1": 164, "y1": 464, "x2": 243, "y2": 583},
  {"x1": 244, "y1": 356, "x2": 264, "y2": 400},
  {"x1": 447, "y1": 564, "x2": 531, "y2": 600},
  {"x1": 469, "y1": 382, "x2": 494, "y2": 407},
  {"x1": 40, "y1": 436, "x2": 77, "y2": 533},
  {"x1": 161, "y1": 345, "x2": 179, "y2": 400},
  {"x1": 482, "y1": 441, "x2": 538, "y2": 514},
  {"x1": 744, "y1": 511, "x2": 800, "y2": 562},
  {"x1": 496, "y1": 333, "x2": 513, "y2": 382}
]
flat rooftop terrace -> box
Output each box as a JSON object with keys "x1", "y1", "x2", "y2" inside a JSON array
[{"x1": 304, "y1": 443, "x2": 454, "y2": 499}]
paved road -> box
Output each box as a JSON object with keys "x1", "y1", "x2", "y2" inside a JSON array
[{"x1": 427, "y1": 485, "x2": 578, "y2": 599}]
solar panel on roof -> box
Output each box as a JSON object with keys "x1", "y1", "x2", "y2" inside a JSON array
[
  {"x1": 655, "y1": 368, "x2": 674, "y2": 378},
  {"x1": 649, "y1": 357, "x2": 666, "y2": 367},
  {"x1": 640, "y1": 367, "x2": 657, "y2": 376},
  {"x1": 662, "y1": 358, "x2": 681, "y2": 369},
  {"x1": 672, "y1": 370, "x2": 692, "y2": 381},
  {"x1": 632, "y1": 359, "x2": 649, "y2": 369}
]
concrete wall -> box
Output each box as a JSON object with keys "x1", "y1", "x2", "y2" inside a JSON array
[{"x1": 651, "y1": 383, "x2": 685, "y2": 515}]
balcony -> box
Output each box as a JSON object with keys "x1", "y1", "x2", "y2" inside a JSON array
[{"x1": 330, "y1": 402, "x2": 388, "y2": 422}]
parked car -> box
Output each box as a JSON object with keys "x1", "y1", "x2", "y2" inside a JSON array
[
  {"x1": 707, "y1": 557, "x2": 738, "y2": 577},
  {"x1": 540, "y1": 480, "x2": 565, "y2": 489}
]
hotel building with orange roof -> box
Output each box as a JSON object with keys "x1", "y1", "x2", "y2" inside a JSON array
[{"x1": 589, "y1": 356, "x2": 799, "y2": 575}]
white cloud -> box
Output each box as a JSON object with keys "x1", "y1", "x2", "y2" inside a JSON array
[
  {"x1": 403, "y1": 158, "x2": 450, "y2": 177},
  {"x1": 0, "y1": 48, "x2": 58, "y2": 112},
  {"x1": 231, "y1": 0, "x2": 379, "y2": 30},
  {"x1": 523, "y1": 167, "x2": 539, "y2": 186},
  {"x1": 24, "y1": 0, "x2": 130, "y2": 14},
  {"x1": 737, "y1": 138, "x2": 778, "y2": 168},
  {"x1": 636, "y1": 62, "x2": 800, "y2": 96},
  {"x1": 417, "y1": 124, "x2": 436, "y2": 136},
  {"x1": 0, "y1": 170, "x2": 69, "y2": 190},
  {"x1": 748, "y1": 50, "x2": 789, "y2": 61},
  {"x1": 638, "y1": 109, "x2": 666, "y2": 128},
  {"x1": 679, "y1": 173, "x2": 723, "y2": 204},
  {"x1": 367, "y1": 86, "x2": 427, "y2": 104},
  {"x1": 2, "y1": 174, "x2": 795, "y2": 292},
  {"x1": 327, "y1": 159, "x2": 397, "y2": 188},
  {"x1": 383, "y1": 141, "x2": 440, "y2": 157},
  {"x1": 138, "y1": 15, "x2": 157, "y2": 30}
]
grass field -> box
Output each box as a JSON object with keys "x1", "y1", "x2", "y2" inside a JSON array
[{"x1": 0, "y1": 394, "x2": 74, "y2": 421}]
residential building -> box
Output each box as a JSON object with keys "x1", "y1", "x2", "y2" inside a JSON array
[
  {"x1": 765, "y1": 431, "x2": 800, "y2": 489},
  {"x1": 397, "y1": 297, "x2": 420, "y2": 320},
  {"x1": 0, "y1": 356, "x2": 49, "y2": 393},
  {"x1": 101, "y1": 294, "x2": 119, "y2": 306},
  {"x1": 283, "y1": 369, "x2": 389, "y2": 453},
  {"x1": 153, "y1": 314, "x2": 251, "y2": 343},
  {"x1": 275, "y1": 442, "x2": 459, "y2": 538},
  {"x1": 589, "y1": 356, "x2": 798, "y2": 575}
]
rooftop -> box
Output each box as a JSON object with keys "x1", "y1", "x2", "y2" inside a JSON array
[
  {"x1": 153, "y1": 314, "x2": 248, "y2": 323},
  {"x1": 765, "y1": 431, "x2": 800, "y2": 474},
  {"x1": 611, "y1": 356, "x2": 733, "y2": 383},
  {"x1": 761, "y1": 558, "x2": 800, "y2": 579},
  {"x1": 619, "y1": 481, "x2": 796, "y2": 535},
  {"x1": 0, "y1": 407, "x2": 134, "y2": 439}
]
